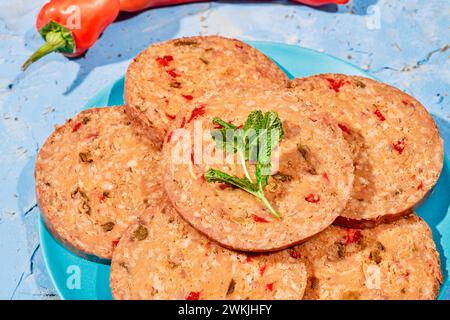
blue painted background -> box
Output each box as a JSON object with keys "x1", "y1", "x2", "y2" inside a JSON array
[{"x1": 0, "y1": 0, "x2": 448, "y2": 299}]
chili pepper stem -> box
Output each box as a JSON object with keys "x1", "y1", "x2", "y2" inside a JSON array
[{"x1": 22, "y1": 31, "x2": 67, "y2": 70}]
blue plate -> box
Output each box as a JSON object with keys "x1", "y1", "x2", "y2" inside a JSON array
[{"x1": 38, "y1": 41, "x2": 450, "y2": 300}]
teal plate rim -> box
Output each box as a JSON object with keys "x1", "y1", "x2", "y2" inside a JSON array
[{"x1": 38, "y1": 40, "x2": 450, "y2": 300}]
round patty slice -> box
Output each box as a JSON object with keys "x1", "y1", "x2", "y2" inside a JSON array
[
  {"x1": 124, "y1": 36, "x2": 287, "y2": 145},
  {"x1": 35, "y1": 107, "x2": 164, "y2": 261},
  {"x1": 163, "y1": 91, "x2": 354, "y2": 251},
  {"x1": 289, "y1": 74, "x2": 443, "y2": 227},
  {"x1": 295, "y1": 214, "x2": 442, "y2": 300},
  {"x1": 110, "y1": 203, "x2": 307, "y2": 300}
]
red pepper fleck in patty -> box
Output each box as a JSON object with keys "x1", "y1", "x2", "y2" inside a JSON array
[
  {"x1": 289, "y1": 250, "x2": 302, "y2": 259},
  {"x1": 259, "y1": 263, "x2": 268, "y2": 276},
  {"x1": 165, "y1": 111, "x2": 176, "y2": 120},
  {"x1": 204, "y1": 241, "x2": 211, "y2": 256},
  {"x1": 374, "y1": 109, "x2": 386, "y2": 121},
  {"x1": 245, "y1": 256, "x2": 253, "y2": 263},
  {"x1": 187, "y1": 104, "x2": 207, "y2": 123},
  {"x1": 99, "y1": 193, "x2": 107, "y2": 203},
  {"x1": 166, "y1": 130, "x2": 174, "y2": 143},
  {"x1": 401, "y1": 99, "x2": 413, "y2": 107},
  {"x1": 338, "y1": 123, "x2": 352, "y2": 135},
  {"x1": 305, "y1": 193, "x2": 320, "y2": 203},
  {"x1": 112, "y1": 239, "x2": 120, "y2": 248},
  {"x1": 235, "y1": 44, "x2": 244, "y2": 49},
  {"x1": 252, "y1": 214, "x2": 269, "y2": 223},
  {"x1": 393, "y1": 138, "x2": 406, "y2": 154},
  {"x1": 417, "y1": 181, "x2": 424, "y2": 190},
  {"x1": 180, "y1": 116, "x2": 186, "y2": 128},
  {"x1": 166, "y1": 68, "x2": 180, "y2": 78},
  {"x1": 265, "y1": 282, "x2": 275, "y2": 292},
  {"x1": 190, "y1": 146, "x2": 196, "y2": 165},
  {"x1": 72, "y1": 122, "x2": 82, "y2": 133},
  {"x1": 182, "y1": 94, "x2": 194, "y2": 101},
  {"x1": 84, "y1": 133, "x2": 99, "y2": 140},
  {"x1": 186, "y1": 291, "x2": 200, "y2": 300},
  {"x1": 344, "y1": 229, "x2": 362, "y2": 244},
  {"x1": 322, "y1": 172, "x2": 330, "y2": 183},
  {"x1": 325, "y1": 77, "x2": 349, "y2": 92},
  {"x1": 156, "y1": 55, "x2": 173, "y2": 67}
]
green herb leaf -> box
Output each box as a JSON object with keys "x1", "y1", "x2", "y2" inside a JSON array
[
  {"x1": 205, "y1": 169, "x2": 257, "y2": 193},
  {"x1": 211, "y1": 117, "x2": 238, "y2": 153},
  {"x1": 206, "y1": 110, "x2": 284, "y2": 219}
]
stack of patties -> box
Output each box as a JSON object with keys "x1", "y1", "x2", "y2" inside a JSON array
[{"x1": 36, "y1": 36, "x2": 444, "y2": 300}]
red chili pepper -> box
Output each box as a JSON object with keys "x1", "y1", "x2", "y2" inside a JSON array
[
  {"x1": 393, "y1": 138, "x2": 406, "y2": 154},
  {"x1": 252, "y1": 214, "x2": 269, "y2": 223},
  {"x1": 22, "y1": 0, "x2": 120, "y2": 70},
  {"x1": 338, "y1": 123, "x2": 352, "y2": 135},
  {"x1": 119, "y1": 0, "x2": 346, "y2": 12},
  {"x1": 119, "y1": 0, "x2": 206, "y2": 12},
  {"x1": 292, "y1": 0, "x2": 348, "y2": 6},
  {"x1": 344, "y1": 229, "x2": 362, "y2": 244},
  {"x1": 186, "y1": 291, "x2": 200, "y2": 300},
  {"x1": 322, "y1": 172, "x2": 330, "y2": 183},
  {"x1": 112, "y1": 239, "x2": 120, "y2": 247},
  {"x1": 373, "y1": 109, "x2": 386, "y2": 121},
  {"x1": 305, "y1": 193, "x2": 320, "y2": 203},
  {"x1": 245, "y1": 256, "x2": 253, "y2": 263}
]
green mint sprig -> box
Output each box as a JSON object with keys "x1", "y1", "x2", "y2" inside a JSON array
[{"x1": 205, "y1": 110, "x2": 284, "y2": 219}]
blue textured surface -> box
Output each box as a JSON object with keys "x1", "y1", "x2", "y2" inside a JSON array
[{"x1": 0, "y1": 0, "x2": 449, "y2": 299}]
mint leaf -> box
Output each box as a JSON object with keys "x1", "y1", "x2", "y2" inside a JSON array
[
  {"x1": 255, "y1": 111, "x2": 284, "y2": 188},
  {"x1": 207, "y1": 110, "x2": 284, "y2": 219},
  {"x1": 211, "y1": 118, "x2": 238, "y2": 153},
  {"x1": 205, "y1": 169, "x2": 257, "y2": 193}
]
